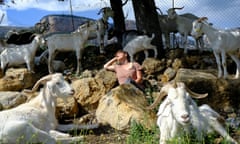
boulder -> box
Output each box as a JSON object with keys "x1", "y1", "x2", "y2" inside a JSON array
[
  {"x1": 0, "y1": 91, "x2": 27, "y2": 109},
  {"x1": 0, "y1": 68, "x2": 41, "y2": 91},
  {"x1": 175, "y1": 68, "x2": 240, "y2": 113},
  {"x1": 56, "y1": 97, "x2": 80, "y2": 121},
  {"x1": 72, "y1": 69, "x2": 117, "y2": 112},
  {"x1": 142, "y1": 58, "x2": 165, "y2": 75},
  {"x1": 96, "y1": 84, "x2": 156, "y2": 130}
]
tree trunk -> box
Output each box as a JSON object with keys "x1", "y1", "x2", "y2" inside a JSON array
[
  {"x1": 110, "y1": 0, "x2": 126, "y2": 44},
  {"x1": 131, "y1": 0, "x2": 164, "y2": 58}
]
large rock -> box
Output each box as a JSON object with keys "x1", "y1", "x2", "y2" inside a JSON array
[
  {"x1": 72, "y1": 69, "x2": 117, "y2": 112},
  {"x1": 0, "y1": 68, "x2": 41, "y2": 91},
  {"x1": 175, "y1": 68, "x2": 240, "y2": 112},
  {"x1": 142, "y1": 58, "x2": 165, "y2": 75},
  {"x1": 56, "y1": 97, "x2": 80, "y2": 121},
  {"x1": 96, "y1": 84, "x2": 156, "y2": 130},
  {"x1": 0, "y1": 91, "x2": 27, "y2": 109}
]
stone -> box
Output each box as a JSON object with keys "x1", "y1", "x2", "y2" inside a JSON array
[
  {"x1": 142, "y1": 58, "x2": 165, "y2": 75},
  {"x1": 96, "y1": 84, "x2": 156, "y2": 130},
  {"x1": 0, "y1": 91, "x2": 27, "y2": 109},
  {"x1": 174, "y1": 68, "x2": 240, "y2": 111},
  {"x1": 72, "y1": 69, "x2": 117, "y2": 112},
  {"x1": 0, "y1": 68, "x2": 41, "y2": 91}
]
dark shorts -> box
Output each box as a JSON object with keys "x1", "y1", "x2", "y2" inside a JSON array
[{"x1": 125, "y1": 78, "x2": 145, "y2": 92}]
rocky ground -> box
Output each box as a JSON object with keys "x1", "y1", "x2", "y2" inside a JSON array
[
  {"x1": 63, "y1": 44, "x2": 240, "y2": 144},
  {"x1": 0, "y1": 43, "x2": 240, "y2": 144}
]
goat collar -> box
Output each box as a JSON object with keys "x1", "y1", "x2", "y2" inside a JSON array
[{"x1": 195, "y1": 22, "x2": 204, "y2": 35}]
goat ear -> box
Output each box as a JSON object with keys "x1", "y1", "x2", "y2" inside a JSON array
[{"x1": 48, "y1": 84, "x2": 57, "y2": 95}]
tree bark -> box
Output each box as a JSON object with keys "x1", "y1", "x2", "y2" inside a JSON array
[
  {"x1": 110, "y1": 0, "x2": 126, "y2": 44},
  {"x1": 131, "y1": 0, "x2": 164, "y2": 58}
]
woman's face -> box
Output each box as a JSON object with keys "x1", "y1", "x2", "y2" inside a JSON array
[{"x1": 115, "y1": 52, "x2": 127, "y2": 61}]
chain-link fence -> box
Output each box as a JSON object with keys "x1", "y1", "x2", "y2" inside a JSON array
[
  {"x1": 154, "y1": 0, "x2": 240, "y2": 49},
  {"x1": 156, "y1": 0, "x2": 240, "y2": 29}
]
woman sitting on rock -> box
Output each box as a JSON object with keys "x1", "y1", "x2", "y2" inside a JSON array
[{"x1": 103, "y1": 50, "x2": 144, "y2": 91}]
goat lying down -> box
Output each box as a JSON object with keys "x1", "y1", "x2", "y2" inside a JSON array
[
  {"x1": 0, "y1": 73, "x2": 99, "y2": 144},
  {"x1": 147, "y1": 82, "x2": 238, "y2": 144},
  {"x1": 123, "y1": 33, "x2": 157, "y2": 62}
]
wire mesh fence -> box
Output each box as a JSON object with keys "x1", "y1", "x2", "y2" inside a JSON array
[
  {"x1": 153, "y1": 0, "x2": 240, "y2": 49},
  {"x1": 156, "y1": 0, "x2": 240, "y2": 29}
]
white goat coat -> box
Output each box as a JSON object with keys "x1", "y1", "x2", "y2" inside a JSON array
[
  {"x1": 0, "y1": 73, "x2": 75, "y2": 144},
  {"x1": 123, "y1": 34, "x2": 157, "y2": 62},
  {"x1": 0, "y1": 35, "x2": 43, "y2": 74},
  {"x1": 46, "y1": 26, "x2": 91, "y2": 75},
  {"x1": 191, "y1": 19, "x2": 240, "y2": 78},
  {"x1": 157, "y1": 95, "x2": 238, "y2": 144}
]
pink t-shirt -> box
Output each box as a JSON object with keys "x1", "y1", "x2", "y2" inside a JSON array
[{"x1": 114, "y1": 62, "x2": 142, "y2": 84}]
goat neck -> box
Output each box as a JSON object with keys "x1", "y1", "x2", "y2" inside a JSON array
[{"x1": 198, "y1": 21, "x2": 217, "y2": 43}]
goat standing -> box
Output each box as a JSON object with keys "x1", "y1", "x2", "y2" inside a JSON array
[
  {"x1": 0, "y1": 34, "x2": 44, "y2": 75},
  {"x1": 191, "y1": 17, "x2": 240, "y2": 79},
  {"x1": 46, "y1": 21, "x2": 96, "y2": 75},
  {"x1": 123, "y1": 33, "x2": 158, "y2": 62},
  {"x1": 147, "y1": 82, "x2": 238, "y2": 144},
  {"x1": 167, "y1": 7, "x2": 204, "y2": 53},
  {"x1": 75, "y1": 7, "x2": 114, "y2": 54}
]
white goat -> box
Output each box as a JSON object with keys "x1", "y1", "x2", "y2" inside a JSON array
[
  {"x1": 0, "y1": 34, "x2": 44, "y2": 75},
  {"x1": 123, "y1": 33, "x2": 157, "y2": 62},
  {"x1": 191, "y1": 17, "x2": 240, "y2": 79},
  {"x1": 147, "y1": 82, "x2": 238, "y2": 144},
  {"x1": 34, "y1": 49, "x2": 66, "y2": 72},
  {"x1": 0, "y1": 73, "x2": 98, "y2": 144},
  {"x1": 75, "y1": 7, "x2": 114, "y2": 54},
  {"x1": 46, "y1": 21, "x2": 96, "y2": 75},
  {"x1": 167, "y1": 7, "x2": 204, "y2": 53}
]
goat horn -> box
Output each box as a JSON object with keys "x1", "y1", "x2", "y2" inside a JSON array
[
  {"x1": 98, "y1": 7, "x2": 107, "y2": 15},
  {"x1": 30, "y1": 74, "x2": 55, "y2": 92},
  {"x1": 173, "y1": 6, "x2": 184, "y2": 10},
  {"x1": 185, "y1": 86, "x2": 208, "y2": 99},
  {"x1": 146, "y1": 90, "x2": 167, "y2": 110}
]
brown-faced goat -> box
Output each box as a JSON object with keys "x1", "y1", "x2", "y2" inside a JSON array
[
  {"x1": 0, "y1": 73, "x2": 98, "y2": 144},
  {"x1": 123, "y1": 33, "x2": 157, "y2": 62},
  {"x1": 191, "y1": 17, "x2": 240, "y2": 79},
  {"x1": 147, "y1": 82, "x2": 238, "y2": 144},
  {"x1": 0, "y1": 34, "x2": 44, "y2": 75},
  {"x1": 46, "y1": 21, "x2": 96, "y2": 75}
]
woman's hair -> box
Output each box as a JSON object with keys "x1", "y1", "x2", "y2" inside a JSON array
[{"x1": 115, "y1": 50, "x2": 130, "y2": 61}]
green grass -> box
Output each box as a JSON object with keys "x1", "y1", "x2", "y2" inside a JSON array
[
  {"x1": 126, "y1": 121, "x2": 159, "y2": 144},
  {"x1": 126, "y1": 121, "x2": 236, "y2": 144}
]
